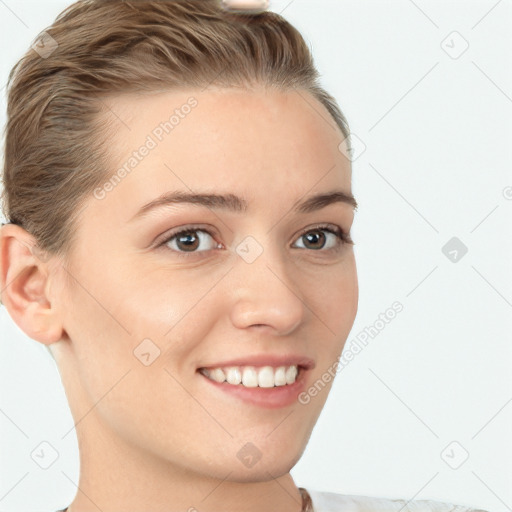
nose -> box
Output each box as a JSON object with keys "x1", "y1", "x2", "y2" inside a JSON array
[{"x1": 228, "y1": 240, "x2": 306, "y2": 336}]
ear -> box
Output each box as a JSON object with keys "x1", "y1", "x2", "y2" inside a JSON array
[{"x1": 0, "y1": 223, "x2": 64, "y2": 345}]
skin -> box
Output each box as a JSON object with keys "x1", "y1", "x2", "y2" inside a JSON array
[{"x1": 0, "y1": 86, "x2": 358, "y2": 512}]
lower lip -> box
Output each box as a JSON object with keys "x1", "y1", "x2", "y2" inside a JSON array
[{"x1": 198, "y1": 367, "x2": 309, "y2": 409}]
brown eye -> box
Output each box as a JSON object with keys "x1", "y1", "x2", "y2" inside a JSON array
[
  {"x1": 175, "y1": 231, "x2": 200, "y2": 252},
  {"x1": 292, "y1": 225, "x2": 350, "y2": 251},
  {"x1": 160, "y1": 228, "x2": 219, "y2": 253},
  {"x1": 302, "y1": 230, "x2": 327, "y2": 250}
]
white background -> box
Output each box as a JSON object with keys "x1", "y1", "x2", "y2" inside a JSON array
[{"x1": 0, "y1": 1, "x2": 511, "y2": 511}]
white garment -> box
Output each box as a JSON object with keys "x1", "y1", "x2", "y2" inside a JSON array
[{"x1": 306, "y1": 489, "x2": 489, "y2": 512}]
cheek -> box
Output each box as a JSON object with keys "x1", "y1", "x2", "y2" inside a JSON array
[
  {"x1": 337, "y1": 260, "x2": 358, "y2": 331},
  {"x1": 305, "y1": 255, "x2": 358, "y2": 372},
  {"x1": 304, "y1": 254, "x2": 358, "y2": 332},
  {"x1": 122, "y1": 268, "x2": 225, "y2": 358}
]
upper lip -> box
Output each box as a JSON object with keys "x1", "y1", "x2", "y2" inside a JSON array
[{"x1": 198, "y1": 354, "x2": 315, "y2": 370}]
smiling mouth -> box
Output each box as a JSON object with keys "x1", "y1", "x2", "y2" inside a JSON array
[{"x1": 198, "y1": 364, "x2": 304, "y2": 388}]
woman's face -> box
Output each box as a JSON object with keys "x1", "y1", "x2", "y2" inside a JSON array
[{"x1": 51, "y1": 86, "x2": 358, "y2": 483}]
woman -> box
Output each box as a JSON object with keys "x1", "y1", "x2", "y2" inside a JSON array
[{"x1": 0, "y1": 1, "x2": 489, "y2": 511}]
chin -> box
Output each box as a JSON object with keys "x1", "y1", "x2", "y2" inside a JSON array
[
  {"x1": 224, "y1": 455, "x2": 301, "y2": 483},
  {"x1": 229, "y1": 436, "x2": 307, "y2": 483},
  {"x1": 187, "y1": 437, "x2": 306, "y2": 484}
]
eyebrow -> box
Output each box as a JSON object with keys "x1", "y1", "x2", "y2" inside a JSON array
[{"x1": 130, "y1": 189, "x2": 358, "y2": 221}]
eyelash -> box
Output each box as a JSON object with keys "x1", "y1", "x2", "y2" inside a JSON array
[{"x1": 156, "y1": 224, "x2": 354, "y2": 258}]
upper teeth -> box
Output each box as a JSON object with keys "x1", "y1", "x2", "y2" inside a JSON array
[{"x1": 200, "y1": 365, "x2": 299, "y2": 388}]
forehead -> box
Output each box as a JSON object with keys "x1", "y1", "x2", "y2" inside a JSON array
[
  {"x1": 89, "y1": 87, "x2": 352, "y2": 223},
  {"x1": 105, "y1": 86, "x2": 347, "y2": 163}
]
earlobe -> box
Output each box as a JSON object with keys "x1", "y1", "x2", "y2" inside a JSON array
[{"x1": 0, "y1": 224, "x2": 64, "y2": 345}]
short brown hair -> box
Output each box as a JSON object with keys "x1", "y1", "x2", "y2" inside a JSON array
[{"x1": 1, "y1": 0, "x2": 351, "y2": 264}]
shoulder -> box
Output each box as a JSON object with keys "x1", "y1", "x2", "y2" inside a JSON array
[{"x1": 305, "y1": 489, "x2": 489, "y2": 512}]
